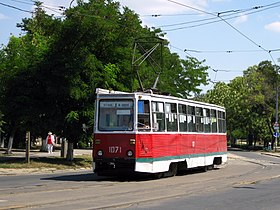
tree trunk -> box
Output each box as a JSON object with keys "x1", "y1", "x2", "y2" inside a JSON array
[
  {"x1": 66, "y1": 142, "x2": 74, "y2": 161},
  {"x1": 6, "y1": 128, "x2": 16, "y2": 154},
  {"x1": 247, "y1": 132, "x2": 253, "y2": 146},
  {"x1": 41, "y1": 135, "x2": 48, "y2": 152},
  {"x1": 0, "y1": 132, "x2": 4, "y2": 148}
]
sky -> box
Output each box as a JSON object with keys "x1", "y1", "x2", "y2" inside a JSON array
[{"x1": 1, "y1": 0, "x2": 280, "y2": 93}]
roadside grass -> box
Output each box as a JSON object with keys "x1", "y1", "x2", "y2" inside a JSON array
[{"x1": 0, "y1": 155, "x2": 92, "y2": 170}]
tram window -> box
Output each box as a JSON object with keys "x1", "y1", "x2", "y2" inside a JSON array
[
  {"x1": 138, "y1": 100, "x2": 150, "y2": 131},
  {"x1": 187, "y1": 106, "x2": 196, "y2": 132},
  {"x1": 196, "y1": 107, "x2": 203, "y2": 132},
  {"x1": 152, "y1": 102, "x2": 165, "y2": 132},
  {"x1": 218, "y1": 111, "x2": 226, "y2": 133},
  {"x1": 166, "y1": 103, "x2": 178, "y2": 132},
  {"x1": 179, "y1": 104, "x2": 187, "y2": 132},
  {"x1": 211, "y1": 109, "x2": 217, "y2": 133},
  {"x1": 204, "y1": 108, "x2": 211, "y2": 133},
  {"x1": 179, "y1": 104, "x2": 187, "y2": 114},
  {"x1": 98, "y1": 100, "x2": 134, "y2": 131}
]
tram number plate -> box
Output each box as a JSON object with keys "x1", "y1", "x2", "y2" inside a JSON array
[{"x1": 109, "y1": 146, "x2": 122, "y2": 153}]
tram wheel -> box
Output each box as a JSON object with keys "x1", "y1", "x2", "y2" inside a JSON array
[
  {"x1": 203, "y1": 164, "x2": 214, "y2": 172},
  {"x1": 203, "y1": 166, "x2": 208, "y2": 172},
  {"x1": 154, "y1": 172, "x2": 163, "y2": 179},
  {"x1": 164, "y1": 163, "x2": 178, "y2": 177},
  {"x1": 208, "y1": 164, "x2": 214, "y2": 170}
]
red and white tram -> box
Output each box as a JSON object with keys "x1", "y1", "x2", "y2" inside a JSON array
[{"x1": 93, "y1": 88, "x2": 227, "y2": 177}]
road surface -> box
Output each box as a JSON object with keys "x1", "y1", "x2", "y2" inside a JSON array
[{"x1": 0, "y1": 151, "x2": 280, "y2": 210}]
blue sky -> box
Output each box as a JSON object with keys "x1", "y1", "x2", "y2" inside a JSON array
[{"x1": 1, "y1": 0, "x2": 280, "y2": 92}]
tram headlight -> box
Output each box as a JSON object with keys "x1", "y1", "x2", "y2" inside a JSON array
[
  {"x1": 127, "y1": 150, "x2": 133, "y2": 157},
  {"x1": 97, "y1": 150, "x2": 103, "y2": 157}
]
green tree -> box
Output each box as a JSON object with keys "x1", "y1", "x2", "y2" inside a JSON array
[
  {"x1": 0, "y1": 0, "x2": 212, "y2": 158},
  {"x1": 204, "y1": 60, "x2": 278, "y2": 148},
  {"x1": 0, "y1": 2, "x2": 61, "y2": 153}
]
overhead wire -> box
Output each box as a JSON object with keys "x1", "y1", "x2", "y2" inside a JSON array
[
  {"x1": 2, "y1": 1, "x2": 279, "y2": 81},
  {"x1": 165, "y1": 0, "x2": 280, "y2": 90},
  {"x1": 1, "y1": 0, "x2": 66, "y2": 15},
  {"x1": 0, "y1": 2, "x2": 32, "y2": 13},
  {"x1": 161, "y1": 3, "x2": 280, "y2": 31},
  {"x1": 184, "y1": 49, "x2": 265, "y2": 54}
]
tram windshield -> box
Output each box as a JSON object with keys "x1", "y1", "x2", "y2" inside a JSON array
[{"x1": 98, "y1": 100, "x2": 134, "y2": 131}]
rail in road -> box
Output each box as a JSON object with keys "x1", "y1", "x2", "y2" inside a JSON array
[{"x1": 0, "y1": 151, "x2": 280, "y2": 209}]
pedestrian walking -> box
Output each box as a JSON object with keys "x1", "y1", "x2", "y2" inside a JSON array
[
  {"x1": 46, "y1": 132, "x2": 55, "y2": 154},
  {"x1": 268, "y1": 141, "x2": 272, "y2": 151}
]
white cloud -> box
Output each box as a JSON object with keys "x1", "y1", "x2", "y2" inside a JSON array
[
  {"x1": 117, "y1": 0, "x2": 208, "y2": 15},
  {"x1": 211, "y1": 0, "x2": 230, "y2": 2},
  {"x1": 234, "y1": 14, "x2": 248, "y2": 24},
  {"x1": 265, "y1": 21, "x2": 280, "y2": 33},
  {"x1": 0, "y1": 13, "x2": 8, "y2": 20}
]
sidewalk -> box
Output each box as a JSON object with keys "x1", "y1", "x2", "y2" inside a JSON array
[
  {"x1": 0, "y1": 148, "x2": 92, "y2": 157},
  {"x1": 260, "y1": 151, "x2": 280, "y2": 158},
  {"x1": 0, "y1": 148, "x2": 92, "y2": 176}
]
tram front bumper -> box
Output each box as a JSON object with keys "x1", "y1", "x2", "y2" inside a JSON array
[{"x1": 94, "y1": 158, "x2": 136, "y2": 176}]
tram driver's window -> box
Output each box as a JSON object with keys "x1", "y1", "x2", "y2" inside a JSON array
[{"x1": 138, "y1": 100, "x2": 150, "y2": 131}]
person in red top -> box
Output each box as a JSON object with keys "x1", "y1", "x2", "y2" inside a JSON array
[{"x1": 46, "y1": 132, "x2": 55, "y2": 154}]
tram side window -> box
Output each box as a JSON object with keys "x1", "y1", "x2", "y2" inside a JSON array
[
  {"x1": 204, "y1": 108, "x2": 211, "y2": 133},
  {"x1": 138, "y1": 100, "x2": 150, "y2": 131},
  {"x1": 152, "y1": 102, "x2": 165, "y2": 132},
  {"x1": 218, "y1": 111, "x2": 226, "y2": 133},
  {"x1": 179, "y1": 104, "x2": 187, "y2": 132},
  {"x1": 211, "y1": 109, "x2": 217, "y2": 133},
  {"x1": 166, "y1": 103, "x2": 178, "y2": 132},
  {"x1": 196, "y1": 107, "x2": 204, "y2": 132},
  {"x1": 187, "y1": 106, "x2": 196, "y2": 132}
]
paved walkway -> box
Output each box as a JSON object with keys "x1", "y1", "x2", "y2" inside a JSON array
[
  {"x1": 0, "y1": 148, "x2": 92, "y2": 157},
  {"x1": 0, "y1": 148, "x2": 92, "y2": 175}
]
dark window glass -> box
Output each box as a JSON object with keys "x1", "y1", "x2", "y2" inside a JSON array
[
  {"x1": 138, "y1": 100, "x2": 151, "y2": 131},
  {"x1": 179, "y1": 104, "x2": 187, "y2": 132},
  {"x1": 187, "y1": 106, "x2": 196, "y2": 132},
  {"x1": 152, "y1": 102, "x2": 165, "y2": 132},
  {"x1": 166, "y1": 103, "x2": 178, "y2": 132},
  {"x1": 196, "y1": 107, "x2": 203, "y2": 132}
]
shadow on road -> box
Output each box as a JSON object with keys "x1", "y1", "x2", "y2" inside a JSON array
[{"x1": 41, "y1": 167, "x2": 218, "y2": 183}]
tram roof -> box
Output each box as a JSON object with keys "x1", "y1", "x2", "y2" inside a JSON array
[{"x1": 96, "y1": 88, "x2": 225, "y2": 110}]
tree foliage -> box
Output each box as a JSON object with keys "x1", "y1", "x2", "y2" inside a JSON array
[
  {"x1": 0, "y1": 0, "x2": 210, "y2": 151},
  {"x1": 204, "y1": 61, "x2": 278, "y2": 147}
]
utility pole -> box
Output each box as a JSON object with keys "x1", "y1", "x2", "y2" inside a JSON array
[
  {"x1": 275, "y1": 87, "x2": 278, "y2": 152},
  {"x1": 275, "y1": 63, "x2": 279, "y2": 152},
  {"x1": 25, "y1": 131, "x2": 30, "y2": 163}
]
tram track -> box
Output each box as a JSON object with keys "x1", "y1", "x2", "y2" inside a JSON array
[{"x1": 0, "y1": 155, "x2": 279, "y2": 209}]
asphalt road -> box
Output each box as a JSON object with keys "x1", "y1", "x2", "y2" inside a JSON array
[{"x1": 0, "y1": 151, "x2": 280, "y2": 210}]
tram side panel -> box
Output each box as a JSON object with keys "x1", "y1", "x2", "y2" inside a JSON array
[{"x1": 135, "y1": 133, "x2": 227, "y2": 173}]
